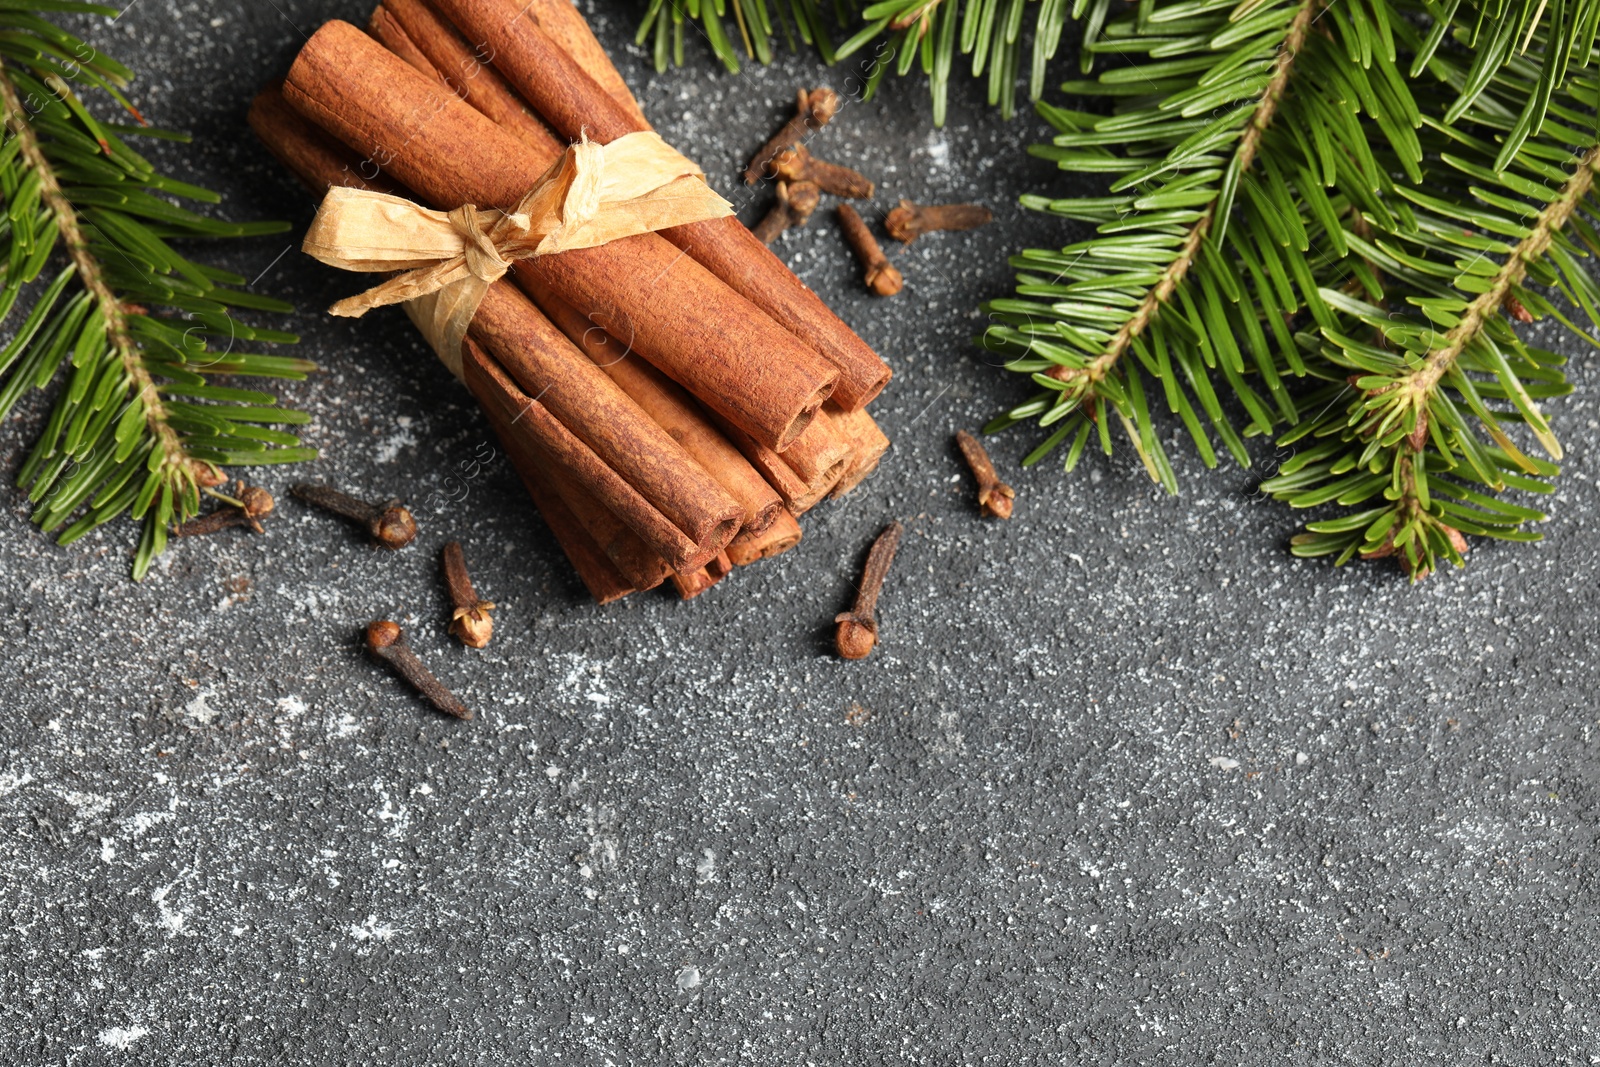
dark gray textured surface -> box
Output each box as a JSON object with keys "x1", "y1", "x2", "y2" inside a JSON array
[{"x1": 2, "y1": 1, "x2": 1598, "y2": 1063}]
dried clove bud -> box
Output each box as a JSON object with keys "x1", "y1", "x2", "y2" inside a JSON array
[
  {"x1": 834, "y1": 521, "x2": 904, "y2": 660},
  {"x1": 836, "y1": 204, "x2": 902, "y2": 297},
  {"x1": 292, "y1": 482, "x2": 417, "y2": 550},
  {"x1": 954, "y1": 430, "x2": 1015, "y2": 519},
  {"x1": 441, "y1": 541, "x2": 495, "y2": 648},
  {"x1": 752, "y1": 180, "x2": 821, "y2": 244},
  {"x1": 173, "y1": 482, "x2": 276, "y2": 538},
  {"x1": 366, "y1": 620, "x2": 473, "y2": 720},
  {"x1": 772, "y1": 145, "x2": 874, "y2": 199},
  {"x1": 744, "y1": 87, "x2": 842, "y2": 185},
  {"x1": 884, "y1": 199, "x2": 993, "y2": 244}
]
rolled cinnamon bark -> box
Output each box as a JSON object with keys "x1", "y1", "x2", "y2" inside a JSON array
[
  {"x1": 461, "y1": 338, "x2": 735, "y2": 573},
  {"x1": 671, "y1": 551, "x2": 733, "y2": 600},
  {"x1": 368, "y1": 5, "x2": 435, "y2": 74},
  {"x1": 247, "y1": 81, "x2": 397, "y2": 196},
  {"x1": 519, "y1": 0, "x2": 649, "y2": 127},
  {"x1": 377, "y1": 0, "x2": 564, "y2": 156},
  {"x1": 495, "y1": 420, "x2": 637, "y2": 604},
  {"x1": 470, "y1": 282, "x2": 742, "y2": 555},
  {"x1": 283, "y1": 20, "x2": 836, "y2": 451},
  {"x1": 727, "y1": 509, "x2": 802, "y2": 566},
  {"x1": 529, "y1": 284, "x2": 783, "y2": 536},
  {"x1": 714, "y1": 416, "x2": 840, "y2": 514},
  {"x1": 507, "y1": 422, "x2": 673, "y2": 591},
  {"x1": 249, "y1": 94, "x2": 667, "y2": 601},
  {"x1": 826, "y1": 402, "x2": 891, "y2": 497},
  {"x1": 427, "y1": 0, "x2": 892, "y2": 410},
  {"x1": 778, "y1": 406, "x2": 851, "y2": 486}
]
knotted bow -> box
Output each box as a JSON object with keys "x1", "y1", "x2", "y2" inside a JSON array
[{"x1": 301, "y1": 131, "x2": 732, "y2": 376}]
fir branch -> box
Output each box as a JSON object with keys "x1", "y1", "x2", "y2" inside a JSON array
[
  {"x1": 636, "y1": 0, "x2": 1098, "y2": 124},
  {"x1": 0, "y1": 4, "x2": 313, "y2": 579}
]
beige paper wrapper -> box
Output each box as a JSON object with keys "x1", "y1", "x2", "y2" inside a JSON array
[{"x1": 301, "y1": 131, "x2": 732, "y2": 376}]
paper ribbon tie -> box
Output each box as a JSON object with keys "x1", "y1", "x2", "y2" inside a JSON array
[{"x1": 300, "y1": 131, "x2": 733, "y2": 377}]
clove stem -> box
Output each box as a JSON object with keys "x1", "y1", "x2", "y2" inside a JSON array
[
  {"x1": 366, "y1": 620, "x2": 473, "y2": 720},
  {"x1": 834, "y1": 521, "x2": 904, "y2": 660}
]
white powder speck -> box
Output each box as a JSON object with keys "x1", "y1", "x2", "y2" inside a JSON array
[
  {"x1": 696, "y1": 848, "x2": 717, "y2": 884},
  {"x1": 1295, "y1": 751, "x2": 1309, "y2": 765},
  {"x1": 349, "y1": 915, "x2": 401, "y2": 943},
  {"x1": 332, "y1": 713, "x2": 361, "y2": 738},
  {"x1": 99, "y1": 838, "x2": 115, "y2": 863},
  {"x1": 1209, "y1": 756, "x2": 1240, "y2": 770},
  {"x1": 151, "y1": 884, "x2": 187, "y2": 937},
  {"x1": 97, "y1": 1026, "x2": 149, "y2": 1051},
  {"x1": 545, "y1": 766, "x2": 562, "y2": 780},
  {"x1": 375, "y1": 418, "x2": 417, "y2": 464},
  {"x1": 676, "y1": 966, "x2": 701, "y2": 991},
  {"x1": 276, "y1": 695, "x2": 308, "y2": 717},
  {"x1": 184, "y1": 687, "x2": 221, "y2": 726}
]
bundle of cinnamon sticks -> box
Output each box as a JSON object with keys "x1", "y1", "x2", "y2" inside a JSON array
[{"x1": 248, "y1": 0, "x2": 892, "y2": 603}]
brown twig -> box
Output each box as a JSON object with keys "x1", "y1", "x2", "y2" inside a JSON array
[
  {"x1": 292, "y1": 482, "x2": 418, "y2": 549},
  {"x1": 834, "y1": 521, "x2": 904, "y2": 660},
  {"x1": 837, "y1": 204, "x2": 902, "y2": 297},
  {"x1": 442, "y1": 541, "x2": 495, "y2": 648},
  {"x1": 366, "y1": 620, "x2": 473, "y2": 720},
  {"x1": 885, "y1": 200, "x2": 993, "y2": 244},
  {"x1": 752, "y1": 180, "x2": 820, "y2": 244},
  {"x1": 772, "y1": 145, "x2": 873, "y2": 199},
  {"x1": 744, "y1": 87, "x2": 841, "y2": 185},
  {"x1": 954, "y1": 430, "x2": 1015, "y2": 520}
]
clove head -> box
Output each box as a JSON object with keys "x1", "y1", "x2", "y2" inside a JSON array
[
  {"x1": 833, "y1": 613, "x2": 879, "y2": 660},
  {"x1": 864, "y1": 260, "x2": 904, "y2": 297},
  {"x1": 980, "y1": 482, "x2": 1016, "y2": 520},
  {"x1": 366, "y1": 619, "x2": 402, "y2": 651},
  {"x1": 372, "y1": 502, "x2": 418, "y2": 551},
  {"x1": 450, "y1": 604, "x2": 495, "y2": 649}
]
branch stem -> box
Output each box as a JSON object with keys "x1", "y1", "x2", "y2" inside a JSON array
[
  {"x1": 1048, "y1": 0, "x2": 1321, "y2": 387},
  {"x1": 0, "y1": 61, "x2": 185, "y2": 483}
]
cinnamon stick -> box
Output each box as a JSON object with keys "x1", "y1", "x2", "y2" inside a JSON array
[
  {"x1": 495, "y1": 419, "x2": 636, "y2": 604},
  {"x1": 529, "y1": 284, "x2": 783, "y2": 535},
  {"x1": 464, "y1": 340, "x2": 736, "y2": 575},
  {"x1": 247, "y1": 80, "x2": 397, "y2": 196},
  {"x1": 427, "y1": 0, "x2": 892, "y2": 411},
  {"x1": 670, "y1": 551, "x2": 733, "y2": 600},
  {"x1": 469, "y1": 282, "x2": 742, "y2": 558},
  {"x1": 826, "y1": 402, "x2": 891, "y2": 498},
  {"x1": 487, "y1": 403, "x2": 671, "y2": 591},
  {"x1": 283, "y1": 21, "x2": 836, "y2": 451},
  {"x1": 377, "y1": 0, "x2": 564, "y2": 156},
  {"x1": 714, "y1": 416, "x2": 841, "y2": 514},
  {"x1": 250, "y1": 77, "x2": 666, "y2": 601},
  {"x1": 726, "y1": 509, "x2": 801, "y2": 566},
  {"x1": 778, "y1": 405, "x2": 851, "y2": 486},
  {"x1": 519, "y1": 0, "x2": 649, "y2": 128}
]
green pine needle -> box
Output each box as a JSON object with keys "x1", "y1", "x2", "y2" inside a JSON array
[
  {"x1": 984, "y1": 0, "x2": 1600, "y2": 579},
  {"x1": 0, "y1": 3, "x2": 313, "y2": 580},
  {"x1": 637, "y1": 0, "x2": 1095, "y2": 124}
]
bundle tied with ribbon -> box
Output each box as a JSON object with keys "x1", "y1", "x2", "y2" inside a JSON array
[{"x1": 300, "y1": 131, "x2": 733, "y2": 377}]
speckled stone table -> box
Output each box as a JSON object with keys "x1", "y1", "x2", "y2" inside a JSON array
[{"x1": 2, "y1": 2, "x2": 1597, "y2": 1063}]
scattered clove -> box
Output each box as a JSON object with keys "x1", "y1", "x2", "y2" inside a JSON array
[
  {"x1": 834, "y1": 521, "x2": 904, "y2": 660},
  {"x1": 365, "y1": 620, "x2": 473, "y2": 720},
  {"x1": 441, "y1": 541, "x2": 495, "y2": 648},
  {"x1": 292, "y1": 482, "x2": 417, "y2": 550},
  {"x1": 837, "y1": 204, "x2": 903, "y2": 297},
  {"x1": 744, "y1": 87, "x2": 842, "y2": 185},
  {"x1": 885, "y1": 199, "x2": 993, "y2": 244},
  {"x1": 752, "y1": 180, "x2": 821, "y2": 244},
  {"x1": 173, "y1": 482, "x2": 275, "y2": 538},
  {"x1": 954, "y1": 430, "x2": 1015, "y2": 520},
  {"x1": 772, "y1": 145, "x2": 874, "y2": 199}
]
